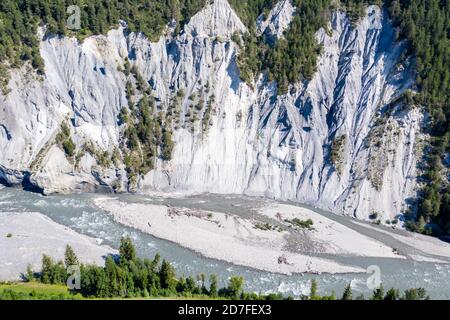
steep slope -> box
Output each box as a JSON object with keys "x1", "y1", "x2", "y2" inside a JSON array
[
  {"x1": 0, "y1": 0, "x2": 422, "y2": 223},
  {"x1": 256, "y1": 0, "x2": 296, "y2": 44}
]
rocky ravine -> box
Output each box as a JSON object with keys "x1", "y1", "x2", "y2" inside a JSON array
[{"x1": 0, "y1": 0, "x2": 422, "y2": 223}]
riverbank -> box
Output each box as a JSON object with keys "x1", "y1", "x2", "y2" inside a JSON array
[
  {"x1": 2, "y1": 188, "x2": 450, "y2": 298},
  {"x1": 0, "y1": 211, "x2": 116, "y2": 281}
]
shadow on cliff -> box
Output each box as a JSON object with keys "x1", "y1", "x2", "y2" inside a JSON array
[{"x1": 21, "y1": 172, "x2": 44, "y2": 194}]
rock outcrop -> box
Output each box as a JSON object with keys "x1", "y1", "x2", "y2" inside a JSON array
[
  {"x1": 0, "y1": 1, "x2": 422, "y2": 222},
  {"x1": 257, "y1": 0, "x2": 296, "y2": 44}
]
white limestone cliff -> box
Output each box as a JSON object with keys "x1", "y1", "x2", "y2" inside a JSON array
[
  {"x1": 257, "y1": 0, "x2": 296, "y2": 43},
  {"x1": 0, "y1": 1, "x2": 422, "y2": 223}
]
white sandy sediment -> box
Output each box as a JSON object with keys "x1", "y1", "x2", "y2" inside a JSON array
[
  {"x1": 0, "y1": 211, "x2": 116, "y2": 281},
  {"x1": 94, "y1": 197, "x2": 373, "y2": 275},
  {"x1": 259, "y1": 203, "x2": 402, "y2": 258}
]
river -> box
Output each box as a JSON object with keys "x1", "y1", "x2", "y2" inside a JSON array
[{"x1": 1, "y1": 186, "x2": 449, "y2": 299}]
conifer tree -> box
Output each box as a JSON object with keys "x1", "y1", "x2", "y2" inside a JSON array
[
  {"x1": 159, "y1": 259, "x2": 176, "y2": 291},
  {"x1": 372, "y1": 284, "x2": 385, "y2": 300},
  {"x1": 309, "y1": 279, "x2": 318, "y2": 300},
  {"x1": 341, "y1": 284, "x2": 353, "y2": 300},
  {"x1": 209, "y1": 274, "x2": 218, "y2": 298},
  {"x1": 64, "y1": 244, "x2": 79, "y2": 268},
  {"x1": 119, "y1": 236, "x2": 136, "y2": 263},
  {"x1": 384, "y1": 288, "x2": 400, "y2": 300}
]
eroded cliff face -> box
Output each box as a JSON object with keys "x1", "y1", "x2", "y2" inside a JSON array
[{"x1": 0, "y1": 0, "x2": 422, "y2": 222}]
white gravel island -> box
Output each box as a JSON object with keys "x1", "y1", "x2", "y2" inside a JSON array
[
  {"x1": 0, "y1": 211, "x2": 116, "y2": 281},
  {"x1": 93, "y1": 197, "x2": 407, "y2": 275}
]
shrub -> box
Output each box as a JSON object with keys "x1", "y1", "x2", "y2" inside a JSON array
[
  {"x1": 62, "y1": 139, "x2": 76, "y2": 157},
  {"x1": 285, "y1": 218, "x2": 314, "y2": 230}
]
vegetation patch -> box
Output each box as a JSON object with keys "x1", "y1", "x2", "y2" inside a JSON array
[
  {"x1": 0, "y1": 64, "x2": 11, "y2": 96},
  {"x1": 330, "y1": 134, "x2": 347, "y2": 174},
  {"x1": 229, "y1": 0, "x2": 376, "y2": 94},
  {"x1": 55, "y1": 122, "x2": 76, "y2": 159},
  {"x1": 0, "y1": 282, "x2": 83, "y2": 300},
  {"x1": 284, "y1": 218, "x2": 314, "y2": 231},
  {"x1": 254, "y1": 222, "x2": 282, "y2": 232},
  {"x1": 82, "y1": 141, "x2": 113, "y2": 169},
  {"x1": 3, "y1": 238, "x2": 430, "y2": 301},
  {"x1": 117, "y1": 62, "x2": 178, "y2": 189},
  {"x1": 23, "y1": 239, "x2": 287, "y2": 300}
]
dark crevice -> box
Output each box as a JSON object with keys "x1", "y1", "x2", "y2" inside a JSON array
[
  {"x1": 21, "y1": 172, "x2": 44, "y2": 194},
  {"x1": 0, "y1": 176, "x2": 10, "y2": 187}
]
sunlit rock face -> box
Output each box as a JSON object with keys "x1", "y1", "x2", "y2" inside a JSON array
[
  {"x1": 257, "y1": 0, "x2": 296, "y2": 44},
  {"x1": 0, "y1": 0, "x2": 421, "y2": 222}
]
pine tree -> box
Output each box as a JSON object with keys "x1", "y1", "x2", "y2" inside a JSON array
[
  {"x1": 384, "y1": 288, "x2": 400, "y2": 300},
  {"x1": 105, "y1": 256, "x2": 119, "y2": 296},
  {"x1": 64, "y1": 244, "x2": 79, "y2": 268},
  {"x1": 161, "y1": 129, "x2": 174, "y2": 160},
  {"x1": 372, "y1": 284, "x2": 385, "y2": 300},
  {"x1": 26, "y1": 264, "x2": 34, "y2": 282},
  {"x1": 159, "y1": 259, "x2": 176, "y2": 292},
  {"x1": 176, "y1": 276, "x2": 187, "y2": 293},
  {"x1": 186, "y1": 276, "x2": 196, "y2": 293},
  {"x1": 119, "y1": 236, "x2": 136, "y2": 263},
  {"x1": 309, "y1": 279, "x2": 318, "y2": 300},
  {"x1": 209, "y1": 274, "x2": 218, "y2": 298},
  {"x1": 150, "y1": 253, "x2": 161, "y2": 273},
  {"x1": 200, "y1": 273, "x2": 207, "y2": 294},
  {"x1": 341, "y1": 284, "x2": 353, "y2": 300},
  {"x1": 402, "y1": 288, "x2": 429, "y2": 300},
  {"x1": 40, "y1": 254, "x2": 54, "y2": 284}
]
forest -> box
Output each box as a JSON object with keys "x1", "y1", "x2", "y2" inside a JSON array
[{"x1": 384, "y1": 0, "x2": 449, "y2": 237}]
